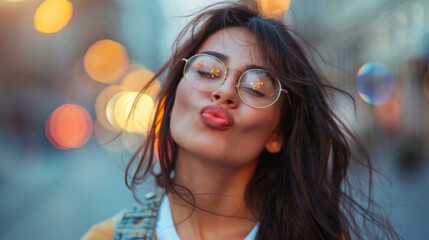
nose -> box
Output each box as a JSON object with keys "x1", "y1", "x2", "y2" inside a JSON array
[{"x1": 211, "y1": 69, "x2": 241, "y2": 108}]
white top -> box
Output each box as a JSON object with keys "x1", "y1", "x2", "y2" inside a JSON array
[{"x1": 155, "y1": 196, "x2": 259, "y2": 240}]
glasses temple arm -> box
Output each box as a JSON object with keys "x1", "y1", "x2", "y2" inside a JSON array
[{"x1": 281, "y1": 88, "x2": 292, "y2": 108}]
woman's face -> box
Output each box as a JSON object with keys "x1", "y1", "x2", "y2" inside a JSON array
[{"x1": 170, "y1": 27, "x2": 283, "y2": 167}]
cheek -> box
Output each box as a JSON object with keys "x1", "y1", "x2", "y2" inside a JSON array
[
  {"x1": 232, "y1": 109, "x2": 281, "y2": 150},
  {"x1": 170, "y1": 80, "x2": 205, "y2": 142},
  {"x1": 170, "y1": 81, "x2": 189, "y2": 129},
  {"x1": 170, "y1": 80, "x2": 197, "y2": 121},
  {"x1": 240, "y1": 108, "x2": 280, "y2": 135}
]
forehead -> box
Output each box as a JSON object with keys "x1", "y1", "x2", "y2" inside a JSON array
[{"x1": 196, "y1": 27, "x2": 263, "y2": 68}]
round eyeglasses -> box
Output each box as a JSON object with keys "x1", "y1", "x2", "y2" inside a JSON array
[{"x1": 182, "y1": 53, "x2": 291, "y2": 109}]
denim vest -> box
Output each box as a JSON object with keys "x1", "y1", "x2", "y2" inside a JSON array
[{"x1": 114, "y1": 192, "x2": 163, "y2": 240}]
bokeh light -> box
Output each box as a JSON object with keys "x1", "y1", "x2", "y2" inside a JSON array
[
  {"x1": 121, "y1": 67, "x2": 160, "y2": 98},
  {"x1": 106, "y1": 91, "x2": 155, "y2": 134},
  {"x1": 45, "y1": 104, "x2": 93, "y2": 150},
  {"x1": 95, "y1": 85, "x2": 123, "y2": 131},
  {"x1": 105, "y1": 91, "x2": 124, "y2": 130},
  {"x1": 356, "y1": 63, "x2": 396, "y2": 105},
  {"x1": 257, "y1": 0, "x2": 291, "y2": 18},
  {"x1": 373, "y1": 94, "x2": 403, "y2": 136},
  {"x1": 83, "y1": 39, "x2": 128, "y2": 84},
  {"x1": 34, "y1": 0, "x2": 73, "y2": 34}
]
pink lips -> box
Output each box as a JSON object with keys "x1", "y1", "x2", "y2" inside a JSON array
[{"x1": 200, "y1": 106, "x2": 233, "y2": 130}]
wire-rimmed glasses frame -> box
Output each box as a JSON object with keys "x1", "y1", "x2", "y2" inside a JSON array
[{"x1": 181, "y1": 53, "x2": 292, "y2": 109}]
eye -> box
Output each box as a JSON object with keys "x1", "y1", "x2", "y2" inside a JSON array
[
  {"x1": 241, "y1": 86, "x2": 266, "y2": 97},
  {"x1": 196, "y1": 67, "x2": 223, "y2": 79}
]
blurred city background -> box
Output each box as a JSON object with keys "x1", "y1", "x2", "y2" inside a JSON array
[{"x1": 0, "y1": 0, "x2": 428, "y2": 239}]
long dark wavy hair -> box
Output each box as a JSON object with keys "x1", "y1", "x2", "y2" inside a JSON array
[{"x1": 126, "y1": 1, "x2": 400, "y2": 239}]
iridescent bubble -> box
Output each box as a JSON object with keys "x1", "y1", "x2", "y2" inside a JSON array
[{"x1": 356, "y1": 63, "x2": 395, "y2": 105}]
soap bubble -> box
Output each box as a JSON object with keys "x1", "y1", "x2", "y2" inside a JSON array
[{"x1": 356, "y1": 63, "x2": 395, "y2": 105}]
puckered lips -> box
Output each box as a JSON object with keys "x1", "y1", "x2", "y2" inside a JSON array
[{"x1": 200, "y1": 105, "x2": 233, "y2": 130}]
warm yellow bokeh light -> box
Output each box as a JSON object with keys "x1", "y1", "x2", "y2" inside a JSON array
[
  {"x1": 257, "y1": 0, "x2": 291, "y2": 18},
  {"x1": 107, "y1": 91, "x2": 155, "y2": 134},
  {"x1": 46, "y1": 104, "x2": 93, "y2": 150},
  {"x1": 105, "y1": 91, "x2": 125, "y2": 130},
  {"x1": 84, "y1": 39, "x2": 128, "y2": 83},
  {"x1": 122, "y1": 68, "x2": 160, "y2": 98},
  {"x1": 95, "y1": 85, "x2": 123, "y2": 131},
  {"x1": 34, "y1": 0, "x2": 73, "y2": 34}
]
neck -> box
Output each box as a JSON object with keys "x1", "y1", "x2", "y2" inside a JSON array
[{"x1": 168, "y1": 149, "x2": 258, "y2": 239}]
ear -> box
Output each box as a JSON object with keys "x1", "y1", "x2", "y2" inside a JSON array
[{"x1": 265, "y1": 132, "x2": 283, "y2": 153}]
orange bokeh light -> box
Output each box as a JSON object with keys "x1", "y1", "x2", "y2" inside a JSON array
[
  {"x1": 257, "y1": 0, "x2": 291, "y2": 18},
  {"x1": 34, "y1": 0, "x2": 73, "y2": 34},
  {"x1": 46, "y1": 104, "x2": 93, "y2": 150},
  {"x1": 83, "y1": 39, "x2": 128, "y2": 84},
  {"x1": 121, "y1": 68, "x2": 160, "y2": 98},
  {"x1": 373, "y1": 94, "x2": 402, "y2": 136}
]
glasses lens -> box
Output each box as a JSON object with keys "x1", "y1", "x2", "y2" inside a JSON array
[
  {"x1": 184, "y1": 54, "x2": 225, "y2": 91},
  {"x1": 238, "y1": 69, "x2": 280, "y2": 108}
]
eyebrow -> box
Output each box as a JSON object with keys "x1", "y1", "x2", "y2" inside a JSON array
[
  {"x1": 200, "y1": 51, "x2": 228, "y2": 61},
  {"x1": 199, "y1": 51, "x2": 268, "y2": 71}
]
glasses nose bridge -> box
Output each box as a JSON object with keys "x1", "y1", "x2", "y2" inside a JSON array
[
  {"x1": 221, "y1": 67, "x2": 243, "y2": 88},
  {"x1": 212, "y1": 67, "x2": 242, "y2": 103}
]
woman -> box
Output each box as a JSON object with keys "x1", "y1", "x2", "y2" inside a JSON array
[{"x1": 84, "y1": 1, "x2": 400, "y2": 239}]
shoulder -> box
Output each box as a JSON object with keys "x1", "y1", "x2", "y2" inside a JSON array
[
  {"x1": 82, "y1": 212, "x2": 123, "y2": 240},
  {"x1": 114, "y1": 192, "x2": 163, "y2": 237},
  {"x1": 83, "y1": 192, "x2": 163, "y2": 240}
]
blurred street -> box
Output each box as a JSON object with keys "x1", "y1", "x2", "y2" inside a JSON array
[{"x1": 0, "y1": 143, "x2": 135, "y2": 240}]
